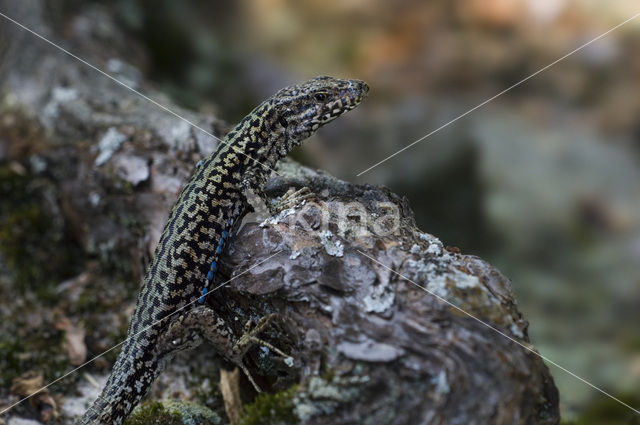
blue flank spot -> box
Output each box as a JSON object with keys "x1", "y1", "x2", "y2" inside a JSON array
[
  {"x1": 199, "y1": 287, "x2": 208, "y2": 304},
  {"x1": 200, "y1": 229, "x2": 231, "y2": 304}
]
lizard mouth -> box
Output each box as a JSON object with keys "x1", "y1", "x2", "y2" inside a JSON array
[
  {"x1": 350, "y1": 79, "x2": 370, "y2": 102},
  {"x1": 342, "y1": 79, "x2": 369, "y2": 110},
  {"x1": 319, "y1": 80, "x2": 369, "y2": 125}
]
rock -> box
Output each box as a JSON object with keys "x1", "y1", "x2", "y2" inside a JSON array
[
  {"x1": 7, "y1": 418, "x2": 44, "y2": 425},
  {"x1": 217, "y1": 163, "x2": 559, "y2": 425}
]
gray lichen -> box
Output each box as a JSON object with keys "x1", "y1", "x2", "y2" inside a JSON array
[
  {"x1": 317, "y1": 230, "x2": 344, "y2": 257},
  {"x1": 95, "y1": 127, "x2": 128, "y2": 166}
]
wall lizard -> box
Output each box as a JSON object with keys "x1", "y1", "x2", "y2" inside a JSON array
[{"x1": 79, "y1": 76, "x2": 369, "y2": 424}]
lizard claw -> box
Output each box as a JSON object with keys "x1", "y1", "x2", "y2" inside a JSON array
[{"x1": 270, "y1": 187, "x2": 313, "y2": 215}]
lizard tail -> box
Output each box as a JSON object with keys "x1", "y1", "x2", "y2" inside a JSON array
[{"x1": 77, "y1": 334, "x2": 163, "y2": 424}]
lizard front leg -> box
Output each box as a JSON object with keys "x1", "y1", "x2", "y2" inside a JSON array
[
  {"x1": 241, "y1": 172, "x2": 311, "y2": 216},
  {"x1": 241, "y1": 172, "x2": 272, "y2": 215},
  {"x1": 270, "y1": 186, "x2": 313, "y2": 213}
]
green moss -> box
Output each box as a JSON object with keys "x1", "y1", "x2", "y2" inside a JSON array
[
  {"x1": 321, "y1": 368, "x2": 336, "y2": 382},
  {"x1": 0, "y1": 202, "x2": 48, "y2": 283},
  {"x1": 0, "y1": 164, "x2": 88, "y2": 389},
  {"x1": 0, "y1": 165, "x2": 83, "y2": 294},
  {"x1": 560, "y1": 393, "x2": 640, "y2": 425},
  {"x1": 124, "y1": 401, "x2": 182, "y2": 425},
  {"x1": 0, "y1": 330, "x2": 69, "y2": 390},
  {"x1": 238, "y1": 386, "x2": 299, "y2": 425},
  {"x1": 124, "y1": 400, "x2": 222, "y2": 425}
]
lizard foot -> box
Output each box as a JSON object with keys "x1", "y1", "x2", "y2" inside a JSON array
[
  {"x1": 270, "y1": 187, "x2": 313, "y2": 215},
  {"x1": 232, "y1": 314, "x2": 293, "y2": 392}
]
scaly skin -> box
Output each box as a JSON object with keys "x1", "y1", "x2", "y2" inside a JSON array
[{"x1": 79, "y1": 76, "x2": 368, "y2": 424}]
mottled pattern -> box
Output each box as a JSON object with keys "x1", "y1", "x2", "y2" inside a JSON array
[{"x1": 79, "y1": 76, "x2": 368, "y2": 424}]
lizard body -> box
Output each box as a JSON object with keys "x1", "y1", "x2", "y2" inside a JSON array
[{"x1": 79, "y1": 76, "x2": 368, "y2": 424}]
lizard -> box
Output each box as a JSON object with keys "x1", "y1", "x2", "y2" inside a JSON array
[{"x1": 79, "y1": 76, "x2": 369, "y2": 424}]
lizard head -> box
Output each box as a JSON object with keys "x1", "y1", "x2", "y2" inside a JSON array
[{"x1": 272, "y1": 76, "x2": 369, "y2": 143}]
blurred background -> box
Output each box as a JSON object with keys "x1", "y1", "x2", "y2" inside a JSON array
[{"x1": 6, "y1": 0, "x2": 640, "y2": 422}]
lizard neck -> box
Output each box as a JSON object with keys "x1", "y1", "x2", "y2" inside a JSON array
[{"x1": 216, "y1": 99, "x2": 293, "y2": 174}]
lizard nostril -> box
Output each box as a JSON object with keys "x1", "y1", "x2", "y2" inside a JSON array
[{"x1": 349, "y1": 80, "x2": 369, "y2": 97}]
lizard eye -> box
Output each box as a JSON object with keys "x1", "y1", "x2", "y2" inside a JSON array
[
  {"x1": 314, "y1": 93, "x2": 326, "y2": 102},
  {"x1": 279, "y1": 116, "x2": 288, "y2": 127}
]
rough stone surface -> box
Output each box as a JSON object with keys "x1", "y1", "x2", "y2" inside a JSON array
[{"x1": 219, "y1": 166, "x2": 559, "y2": 425}]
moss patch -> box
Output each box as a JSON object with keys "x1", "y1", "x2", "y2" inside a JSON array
[
  {"x1": 125, "y1": 400, "x2": 222, "y2": 425},
  {"x1": 0, "y1": 162, "x2": 87, "y2": 390},
  {"x1": 125, "y1": 401, "x2": 183, "y2": 425},
  {"x1": 0, "y1": 326, "x2": 68, "y2": 390},
  {"x1": 0, "y1": 164, "x2": 83, "y2": 294},
  {"x1": 238, "y1": 386, "x2": 298, "y2": 425},
  {"x1": 560, "y1": 393, "x2": 640, "y2": 425}
]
